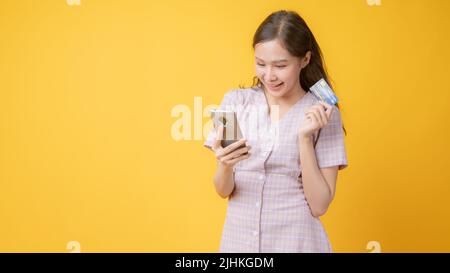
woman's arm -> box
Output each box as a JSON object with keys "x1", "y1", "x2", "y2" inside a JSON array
[
  {"x1": 211, "y1": 126, "x2": 251, "y2": 199},
  {"x1": 299, "y1": 135, "x2": 339, "y2": 218},
  {"x1": 213, "y1": 162, "x2": 235, "y2": 199}
]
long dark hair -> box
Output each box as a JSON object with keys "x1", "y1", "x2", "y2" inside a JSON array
[{"x1": 241, "y1": 10, "x2": 346, "y2": 135}]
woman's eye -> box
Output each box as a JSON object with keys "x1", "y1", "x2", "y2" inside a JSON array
[{"x1": 256, "y1": 63, "x2": 285, "y2": 68}]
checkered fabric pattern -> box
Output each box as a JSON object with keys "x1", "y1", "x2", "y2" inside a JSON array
[{"x1": 204, "y1": 87, "x2": 348, "y2": 252}]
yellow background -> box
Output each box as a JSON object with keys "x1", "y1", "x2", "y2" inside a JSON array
[{"x1": 1, "y1": 0, "x2": 449, "y2": 252}]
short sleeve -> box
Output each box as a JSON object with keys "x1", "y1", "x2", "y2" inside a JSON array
[
  {"x1": 314, "y1": 106, "x2": 348, "y2": 170},
  {"x1": 203, "y1": 90, "x2": 240, "y2": 150}
]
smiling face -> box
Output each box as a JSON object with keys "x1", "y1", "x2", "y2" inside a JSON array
[{"x1": 254, "y1": 39, "x2": 310, "y2": 98}]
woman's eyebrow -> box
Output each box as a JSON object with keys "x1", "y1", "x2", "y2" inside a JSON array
[{"x1": 255, "y1": 57, "x2": 288, "y2": 63}]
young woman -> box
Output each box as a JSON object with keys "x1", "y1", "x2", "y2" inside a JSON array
[{"x1": 204, "y1": 10, "x2": 348, "y2": 253}]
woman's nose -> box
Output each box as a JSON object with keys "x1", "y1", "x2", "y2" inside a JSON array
[{"x1": 265, "y1": 67, "x2": 277, "y2": 82}]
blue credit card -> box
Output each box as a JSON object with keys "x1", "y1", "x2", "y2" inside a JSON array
[{"x1": 309, "y1": 78, "x2": 338, "y2": 105}]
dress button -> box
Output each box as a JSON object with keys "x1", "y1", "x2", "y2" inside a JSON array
[
  {"x1": 255, "y1": 201, "x2": 260, "y2": 207},
  {"x1": 259, "y1": 174, "x2": 264, "y2": 180},
  {"x1": 253, "y1": 230, "x2": 258, "y2": 236}
]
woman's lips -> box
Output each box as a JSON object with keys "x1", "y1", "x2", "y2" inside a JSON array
[{"x1": 267, "y1": 82, "x2": 284, "y2": 90}]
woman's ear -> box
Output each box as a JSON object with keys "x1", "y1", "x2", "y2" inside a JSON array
[{"x1": 301, "y1": 51, "x2": 312, "y2": 69}]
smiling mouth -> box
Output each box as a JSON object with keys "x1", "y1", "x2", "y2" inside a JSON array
[{"x1": 267, "y1": 82, "x2": 283, "y2": 88}]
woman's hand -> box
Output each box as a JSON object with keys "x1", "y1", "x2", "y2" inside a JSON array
[
  {"x1": 211, "y1": 125, "x2": 252, "y2": 169},
  {"x1": 298, "y1": 101, "x2": 334, "y2": 140}
]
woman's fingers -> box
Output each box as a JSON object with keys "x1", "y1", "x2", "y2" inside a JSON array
[
  {"x1": 305, "y1": 103, "x2": 334, "y2": 127},
  {"x1": 214, "y1": 138, "x2": 251, "y2": 166},
  {"x1": 220, "y1": 138, "x2": 247, "y2": 156},
  {"x1": 221, "y1": 145, "x2": 252, "y2": 162},
  {"x1": 316, "y1": 105, "x2": 328, "y2": 127},
  {"x1": 318, "y1": 101, "x2": 334, "y2": 119},
  {"x1": 215, "y1": 138, "x2": 247, "y2": 159},
  {"x1": 306, "y1": 112, "x2": 320, "y2": 127},
  {"x1": 225, "y1": 152, "x2": 251, "y2": 165},
  {"x1": 309, "y1": 108, "x2": 324, "y2": 127}
]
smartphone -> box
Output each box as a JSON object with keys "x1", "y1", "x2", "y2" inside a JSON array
[{"x1": 210, "y1": 109, "x2": 247, "y2": 152}]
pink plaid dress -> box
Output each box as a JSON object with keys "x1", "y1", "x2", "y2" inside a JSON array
[{"x1": 203, "y1": 87, "x2": 348, "y2": 253}]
